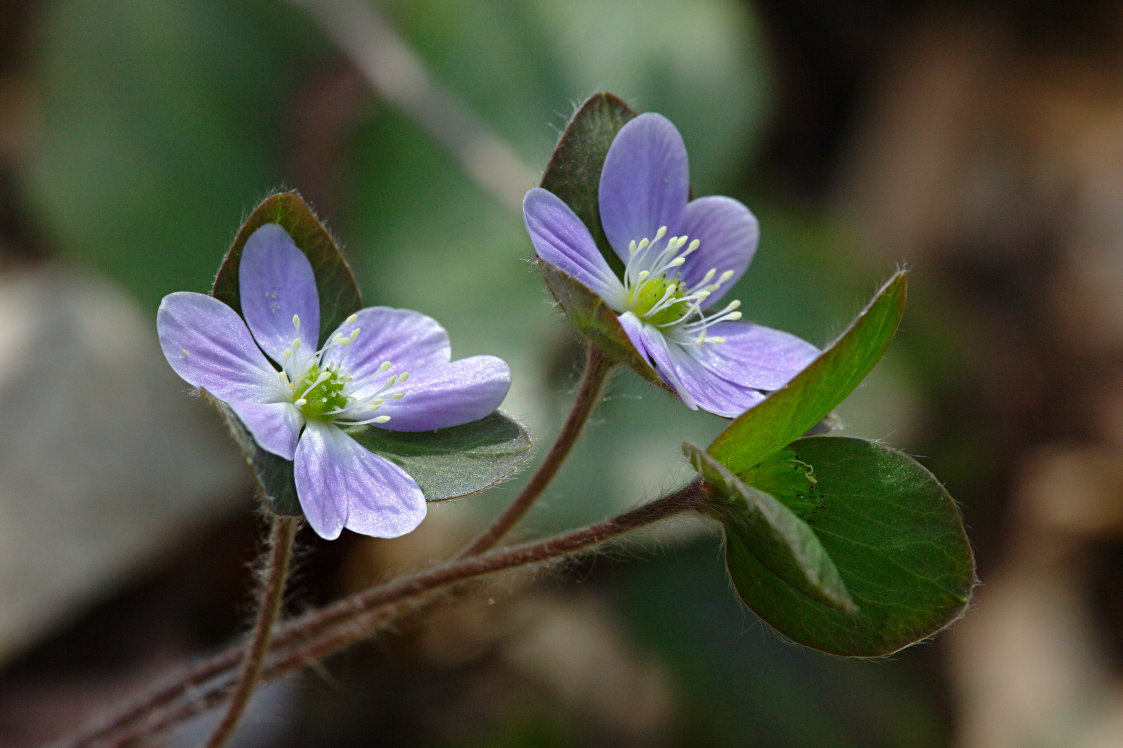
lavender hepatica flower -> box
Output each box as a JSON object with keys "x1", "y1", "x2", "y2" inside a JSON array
[
  {"x1": 157, "y1": 223, "x2": 511, "y2": 540},
  {"x1": 524, "y1": 113, "x2": 818, "y2": 417}
]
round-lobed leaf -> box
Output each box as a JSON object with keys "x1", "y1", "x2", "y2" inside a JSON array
[
  {"x1": 708, "y1": 272, "x2": 907, "y2": 475},
  {"x1": 347, "y1": 412, "x2": 532, "y2": 501},
  {"x1": 719, "y1": 436, "x2": 975, "y2": 656},
  {"x1": 534, "y1": 93, "x2": 664, "y2": 386},
  {"x1": 684, "y1": 443, "x2": 855, "y2": 612},
  {"x1": 540, "y1": 92, "x2": 636, "y2": 274},
  {"x1": 213, "y1": 191, "x2": 364, "y2": 342}
]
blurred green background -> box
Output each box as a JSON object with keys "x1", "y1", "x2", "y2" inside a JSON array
[{"x1": 2, "y1": 0, "x2": 1122, "y2": 746}]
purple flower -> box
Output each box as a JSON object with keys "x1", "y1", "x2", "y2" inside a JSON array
[
  {"x1": 157, "y1": 223, "x2": 511, "y2": 540},
  {"x1": 523, "y1": 113, "x2": 818, "y2": 417}
]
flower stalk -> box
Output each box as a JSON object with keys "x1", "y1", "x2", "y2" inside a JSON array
[
  {"x1": 461, "y1": 344, "x2": 615, "y2": 556},
  {"x1": 203, "y1": 515, "x2": 299, "y2": 748},
  {"x1": 62, "y1": 480, "x2": 705, "y2": 748}
]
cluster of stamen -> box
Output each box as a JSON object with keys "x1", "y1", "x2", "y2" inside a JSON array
[
  {"x1": 277, "y1": 314, "x2": 408, "y2": 425},
  {"x1": 621, "y1": 226, "x2": 744, "y2": 345}
]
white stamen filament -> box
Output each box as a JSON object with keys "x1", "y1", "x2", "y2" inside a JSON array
[
  {"x1": 279, "y1": 313, "x2": 412, "y2": 425},
  {"x1": 620, "y1": 226, "x2": 744, "y2": 345}
]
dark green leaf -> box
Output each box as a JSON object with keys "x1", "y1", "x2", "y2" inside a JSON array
[
  {"x1": 209, "y1": 191, "x2": 366, "y2": 517},
  {"x1": 720, "y1": 436, "x2": 975, "y2": 656},
  {"x1": 540, "y1": 92, "x2": 636, "y2": 271},
  {"x1": 213, "y1": 191, "x2": 363, "y2": 343},
  {"x1": 533, "y1": 94, "x2": 664, "y2": 386},
  {"x1": 685, "y1": 443, "x2": 855, "y2": 612},
  {"x1": 213, "y1": 399, "x2": 302, "y2": 516},
  {"x1": 348, "y1": 412, "x2": 532, "y2": 501},
  {"x1": 538, "y1": 260, "x2": 665, "y2": 388},
  {"x1": 708, "y1": 272, "x2": 907, "y2": 475}
]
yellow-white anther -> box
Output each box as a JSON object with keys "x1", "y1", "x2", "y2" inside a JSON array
[
  {"x1": 374, "y1": 415, "x2": 391, "y2": 423},
  {"x1": 292, "y1": 314, "x2": 301, "y2": 330},
  {"x1": 344, "y1": 313, "x2": 358, "y2": 325},
  {"x1": 378, "y1": 361, "x2": 392, "y2": 373},
  {"x1": 398, "y1": 371, "x2": 410, "y2": 383},
  {"x1": 718, "y1": 270, "x2": 735, "y2": 284}
]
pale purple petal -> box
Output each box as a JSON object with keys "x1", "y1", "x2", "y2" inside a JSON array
[
  {"x1": 618, "y1": 312, "x2": 698, "y2": 410},
  {"x1": 661, "y1": 340, "x2": 766, "y2": 417},
  {"x1": 696, "y1": 322, "x2": 820, "y2": 391},
  {"x1": 158, "y1": 292, "x2": 286, "y2": 403},
  {"x1": 293, "y1": 423, "x2": 347, "y2": 540},
  {"x1": 295, "y1": 421, "x2": 425, "y2": 540},
  {"x1": 228, "y1": 400, "x2": 304, "y2": 460},
  {"x1": 375, "y1": 356, "x2": 511, "y2": 431},
  {"x1": 239, "y1": 223, "x2": 320, "y2": 362},
  {"x1": 322, "y1": 307, "x2": 451, "y2": 384},
  {"x1": 599, "y1": 113, "x2": 689, "y2": 262},
  {"x1": 523, "y1": 188, "x2": 626, "y2": 307},
  {"x1": 677, "y1": 196, "x2": 759, "y2": 304}
]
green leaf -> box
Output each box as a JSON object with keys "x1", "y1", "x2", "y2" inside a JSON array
[
  {"x1": 719, "y1": 436, "x2": 975, "y2": 656},
  {"x1": 684, "y1": 443, "x2": 855, "y2": 612},
  {"x1": 533, "y1": 93, "x2": 665, "y2": 386},
  {"x1": 207, "y1": 191, "x2": 367, "y2": 516},
  {"x1": 708, "y1": 272, "x2": 907, "y2": 475},
  {"x1": 212, "y1": 191, "x2": 364, "y2": 343},
  {"x1": 348, "y1": 412, "x2": 532, "y2": 501},
  {"x1": 540, "y1": 92, "x2": 636, "y2": 271},
  {"x1": 538, "y1": 261, "x2": 665, "y2": 388},
  {"x1": 212, "y1": 399, "x2": 302, "y2": 516}
]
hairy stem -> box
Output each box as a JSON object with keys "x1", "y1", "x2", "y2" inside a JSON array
[
  {"x1": 68, "y1": 481, "x2": 704, "y2": 747},
  {"x1": 462, "y1": 345, "x2": 615, "y2": 557},
  {"x1": 203, "y1": 515, "x2": 298, "y2": 748}
]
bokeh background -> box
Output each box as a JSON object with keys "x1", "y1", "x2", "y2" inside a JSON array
[{"x1": 2, "y1": 0, "x2": 1122, "y2": 745}]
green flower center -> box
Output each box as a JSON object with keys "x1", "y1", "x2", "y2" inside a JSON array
[
  {"x1": 293, "y1": 365, "x2": 350, "y2": 421},
  {"x1": 627, "y1": 275, "x2": 692, "y2": 327}
]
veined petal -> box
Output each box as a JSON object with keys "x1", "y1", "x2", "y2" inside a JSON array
[
  {"x1": 661, "y1": 340, "x2": 767, "y2": 417},
  {"x1": 696, "y1": 322, "x2": 819, "y2": 391},
  {"x1": 373, "y1": 355, "x2": 511, "y2": 432},
  {"x1": 599, "y1": 113, "x2": 688, "y2": 263},
  {"x1": 523, "y1": 188, "x2": 626, "y2": 306},
  {"x1": 239, "y1": 223, "x2": 320, "y2": 362},
  {"x1": 618, "y1": 312, "x2": 698, "y2": 410},
  {"x1": 158, "y1": 292, "x2": 285, "y2": 403},
  {"x1": 228, "y1": 400, "x2": 304, "y2": 460},
  {"x1": 323, "y1": 307, "x2": 451, "y2": 383},
  {"x1": 678, "y1": 196, "x2": 759, "y2": 304},
  {"x1": 295, "y1": 421, "x2": 425, "y2": 540}
]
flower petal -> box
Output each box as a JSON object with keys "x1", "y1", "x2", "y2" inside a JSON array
[
  {"x1": 239, "y1": 223, "x2": 320, "y2": 362},
  {"x1": 696, "y1": 322, "x2": 820, "y2": 391},
  {"x1": 157, "y1": 292, "x2": 285, "y2": 403},
  {"x1": 678, "y1": 196, "x2": 759, "y2": 304},
  {"x1": 295, "y1": 421, "x2": 426, "y2": 540},
  {"x1": 661, "y1": 340, "x2": 767, "y2": 417},
  {"x1": 599, "y1": 113, "x2": 689, "y2": 262},
  {"x1": 374, "y1": 355, "x2": 511, "y2": 431},
  {"x1": 228, "y1": 400, "x2": 304, "y2": 460},
  {"x1": 322, "y1": 307, "x2": 451, "y2": 383},
  {"x1": 523, "y1": 188, "x2": 626, "y2": 306},
  {"x1": 618, "y1": 312, "x2": 698, "y2": 410}
]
